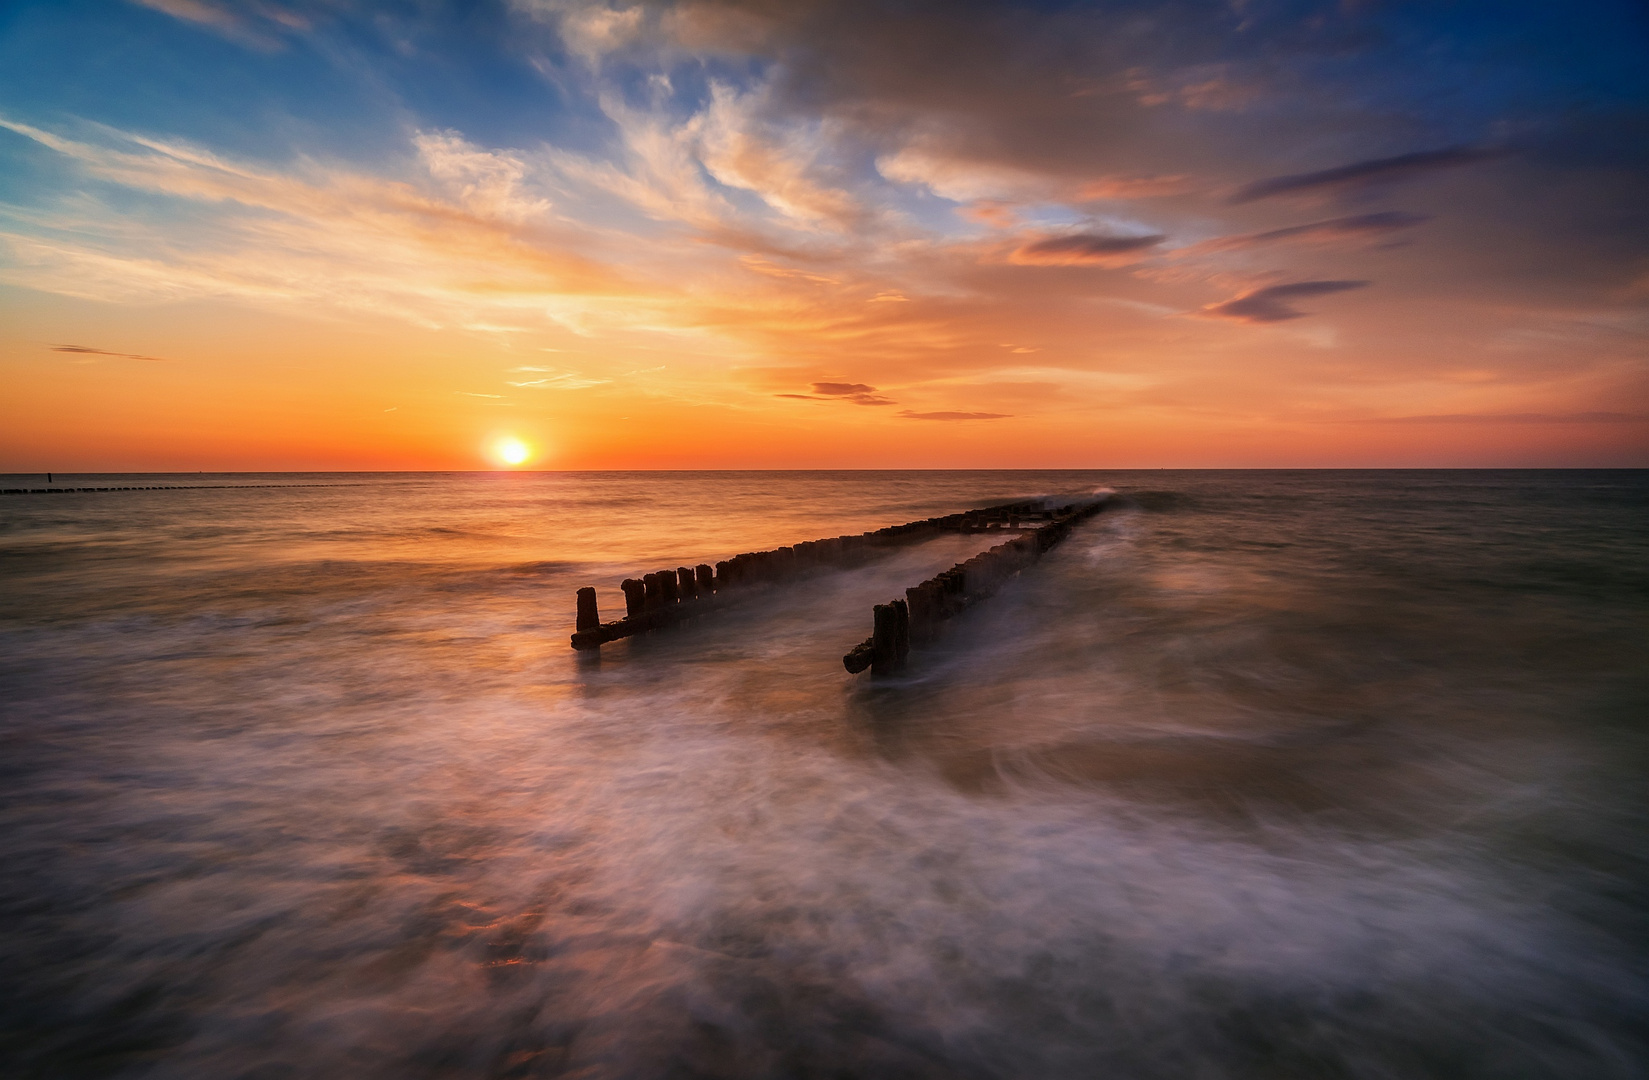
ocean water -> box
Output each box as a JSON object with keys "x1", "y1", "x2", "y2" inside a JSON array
[{"x1": 1, "y1": 470, "x2": 1645, "y2": 1079}]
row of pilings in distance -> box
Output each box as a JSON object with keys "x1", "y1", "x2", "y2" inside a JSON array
[
  {"x1": 569, "y1": 498, "x2": 1057, "y2": 650},
  {"x1": 843, "y1": 498, "x2": 1110, "y2": 676}
]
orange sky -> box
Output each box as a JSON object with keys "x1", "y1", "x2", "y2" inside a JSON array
[{"x1": 2, "y1": 0, "x2": 1645, "y2": 470}]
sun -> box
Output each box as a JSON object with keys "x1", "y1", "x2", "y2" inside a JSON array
[{"x1": 492, "y1": 437, "x2": 531, "y2": 467}]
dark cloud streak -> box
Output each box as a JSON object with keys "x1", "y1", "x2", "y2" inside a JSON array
[
  {"x1": 1229, "y1": 148, "x2": 1506, "y2": 204},
  {"x1": 777, "y1": 381, "x2": 897, "y2": 405},
  {"x1": 1190, "y1": 212, "x2": 1428, "y2": 253},
  {"x1": 1202, "y1": 280, "x2": 1369, "y2": 323},
  {"x1": 1011, "y1": 232, "x2": 1166, "y2": 266},
  {"x1": 1357, "y1": 411, "x2": 1648, "y2": 425}
]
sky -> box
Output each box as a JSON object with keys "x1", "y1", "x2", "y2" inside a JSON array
[{"x1": 1, "y1": 0, "x2": 1646, "y2": 470}]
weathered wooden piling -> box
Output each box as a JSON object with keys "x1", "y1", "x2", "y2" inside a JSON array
[
  {"x1": 841, "y1": 496, "x2": 1110, "y2": 675},
  {"x1": 576, "y1": 587, "x2": 600, "y2": 633},
  {"x1": 872, "y1": 603, "x2": 900, "y2": 675}
]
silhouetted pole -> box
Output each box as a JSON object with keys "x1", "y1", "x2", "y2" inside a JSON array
[{"x1": 576, "y1": 587, "x2": 600, "y2": 633}]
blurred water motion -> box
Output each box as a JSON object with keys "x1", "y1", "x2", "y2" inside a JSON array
[{"x1": 1, "y1": 470, "x2": 1645, "y2": 1079}]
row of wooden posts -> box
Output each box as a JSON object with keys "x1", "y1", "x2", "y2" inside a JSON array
[
  {"x1": 569, "y1": 496, "x2": 1107, "y2": 669},
  {"x1": 841, "y1": 497, "x2": 1109, "y2": 675}
]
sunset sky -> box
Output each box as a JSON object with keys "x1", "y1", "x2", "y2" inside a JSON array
[{"x1": 2, "y1": 0, "x2": 1646, "y2": 469}]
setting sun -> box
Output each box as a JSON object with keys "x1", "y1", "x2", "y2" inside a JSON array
[{"x1": 491, "y1": 437, "x2": 530, "y2": 467}]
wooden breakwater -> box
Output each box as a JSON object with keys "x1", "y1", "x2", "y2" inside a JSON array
[
  {"x1": 843, "y1": 497, "x2": 1110, "y2": 676},
  {"x1": 569, "y1": 498, "x2": 1054, "y2": 651}
]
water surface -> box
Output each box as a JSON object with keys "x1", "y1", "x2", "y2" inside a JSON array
[{"x1": 2, "y1": 470, "x2": 1646, "y2": 1078}]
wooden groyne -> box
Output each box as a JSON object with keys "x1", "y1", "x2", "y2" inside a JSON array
[
  {"x1": 569, "y1": 498, "x2": 1054, "y2": 651},
  {"x1": 843, "y1": 497, "x2": 1110, "y2": 676}
]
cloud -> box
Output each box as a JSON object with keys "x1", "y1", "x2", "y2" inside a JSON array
[
  {"x1": 1010, "y1": 232, "x2": 1166, "y2": 266},
  {"x1": 1185, "y1": 212, "x2": 1429, "y2": 254},
  {"x1": 50, "y1": 344, "x2": 172, "y2": 362},
  {"x1": 1229, "y1": 147, "x2": 1504, "y2": 203},
  {"x1": 695, "y1": 83, "x2": 862, "y2": 228},
  {"x1": 960, "y1": 199, "x2": 1019, "y2": 228},
  {"x1": 129, "y1": 0, "x2": 305, "y2": 50},
  {"x1": 876, "y1": 145, "x2": 1052, "y2": 203},
  {"x1": 507, "y1": 372, "x2": 610, "y2": 388},
  {"x1": 8, "y1": 3, "x2": 1648, "y2": 468},
  {"x1": 1202, "y1": 280, "x2": 1369, "y2": 323},
  {"x1": 414, "y1": 131, "x2": 549, "y2": 222},
  {"x1": 1127, "y1": 66, "x2": 1261, "y2": 112},
  {"x1": 740, "y1": 255, "x2": 839, "y2": 285},
  {"x1": 1357, "y1": 411, "x2": 1648, "y2": 424},
  {"x1": 813, "y1": 380, "x2": 896, "y2": 405},
  {"x1": 897, "y1": 410, "x2": 1011, "y2": 420},
  {"x1": 777, "y1": 381, "x2": 896, "y2": 405},
  {"x1": 0, "y1": 116, "x2": 642, "y2": 327}
]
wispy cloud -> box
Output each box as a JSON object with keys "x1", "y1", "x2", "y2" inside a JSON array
[
  {"x1": 50, "y1": 343, "x2": 172, "y2": 362},
  {"x1": 1229, "y1": 148, "x2": 1504, "y2": 204},
  {"x1": 1009, "y1": 232, "x2": 1166, "y2": 266},
  {"x1": 776, "y1": 381, "x2": 897, "y2": 405},
  {"x1": 415, "y1": 131, "x2": 551, "y2": 222},
  {"x1": 0, "y1": 115, "x2": 644, "y2": 328},
  {"x1": 897, "y1": 410, "x2": 1011, "y2": 420},
  {"x1": 740, "y1": 255, "x2": 840, "y2": 285},
  {"x1": 1355, "y1": 411, "x2": 1648, "y2": 425},
  {"x1": 1183, "y1": 212, "x2": 1428, "y2": 255},
  {"x1": 1201, "y1": 280, "x2": 1369, "y2": 323},
  {"x1": 129, "y1": 0, "x2": 306, "y2": 51},
  {"x1": 507, "y1": 372, "x2": 610, "y2": 389}
]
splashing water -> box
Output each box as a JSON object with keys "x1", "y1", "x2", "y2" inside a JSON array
[{"x1": 1, "y1": 470, "x2": 1645, "y2": 1078}]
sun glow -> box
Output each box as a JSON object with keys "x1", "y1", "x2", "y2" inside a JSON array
[{"x1": 491, "y1": 436, "x2": 532, "y2": 467}]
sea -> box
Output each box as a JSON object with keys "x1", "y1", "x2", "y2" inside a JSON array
[{"x1": 1, "y1": 470, "x2": 1645, "y2": 1079}]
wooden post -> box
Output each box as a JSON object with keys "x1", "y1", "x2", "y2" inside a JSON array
[
  {"x1": 676, "y1": 566, "x2": 697, "y2": 600},
  {"x1": 696, "y1": 563, "x2": 715, "y2": 593},
  {"x1": 892, "y1": 598, "x2": 910, "y2": 666},
  {"x1": 658, "y1": 569, "x2": 680, "y2": 604},
  {"x1": 871, "y1": 603, "x2": 898, "y2": 676},
  {"x1": 905, "y1": 584, "x2": 928, "y2": 642},
  {"x1": 576, "y1": 587, "x2": 600, "y2": 633},
  {"x1": 622, "y1": 578, "x2": 646, "y2": 617},
  {"x1": 643, "y1": 573, "x2": 664, "y2": 610}
]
